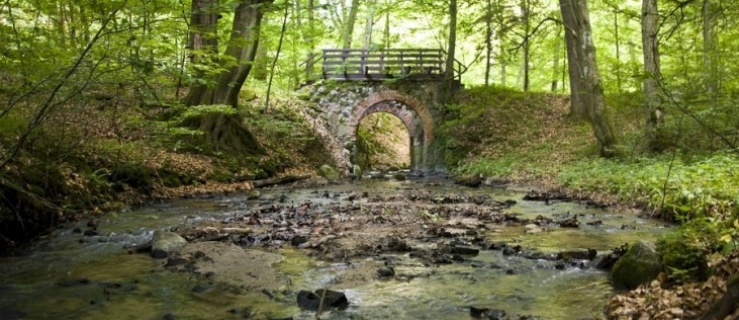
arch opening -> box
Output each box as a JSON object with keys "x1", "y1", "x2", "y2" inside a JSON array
[
  {"x1": 350, "y1": 99, "x2": 427, "y2": 172},
  {"x1": 354, "y1": 111, "x2": 412, "y2": 171},
  {"x1": 345, "y1": 90, "x2": 437, "y2": 172}
]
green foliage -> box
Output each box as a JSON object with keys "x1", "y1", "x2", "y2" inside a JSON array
[
  {"x1": 657, "y1": 218, "x2": 717, "y2": 283},
  {"x1": 557, "y1": 153, "x2": 739, "y2": 220}
]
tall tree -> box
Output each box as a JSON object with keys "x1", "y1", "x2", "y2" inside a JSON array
[
  {"x1": 445, "y1": 0, "x2": 458, "y2": 92},
  {"x1": 484, "y1": 0, "x2": 493, "y2": 86},
  {"x1": 519, "y1": 0, "x2": 531, "y2": 91},
  {"x1": 702, "y1": 0, "x2": 717, "y2": 98},
  {"x1": 363, "y1": 0, "x2": 376, "y2": 49},
  {"x1": 551, "y1": 24, "x2": 562, "y2": 91},
  {"x1": 642, "y1": 0, "x2": 663, "y2": 151},
  {"x1": 185, "y1": 0, "x2": 274, "y2": 108},
  {"x1": 342, "y1": 0, "x2": 360, "y2": 49},
  {"x1": 184, "y1": 0, "x2": 220, "y2": 107},
  {"x1": 560, "y1": 0, "x2": 617, "y2": 157}
]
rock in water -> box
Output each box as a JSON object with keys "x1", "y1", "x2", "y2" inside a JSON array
[
  {"x1": 377, "y1": 267, "x2": 395, "y2": 278},
  {"x1": 319, "y1": 164, "x2": 341, "y2": 181},
  {"x1": 611, "y1": 241, "x2": 662, "y2": 289},
  {"x1": 297, "y1": 289, "x2": 349, "y2": 311},
  {"x1": 247, "y1": 189, "x2": 260, "y2": 200},
  {"x1": 469, "y1": 307, "x2": 506, "y2": 319},
  {"x1": 151, "y1": 231, "x2": 188, "y2": 259},
  {"x1": 454, "y1": 174, "x2": 482, "y2": 188}
]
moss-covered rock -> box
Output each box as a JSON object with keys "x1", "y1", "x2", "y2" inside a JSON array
[
  {"x1": 611, "y1": 241, "x2": 662, "y2": 290},
  {"x1": 151, "y1": 231, "x2": 188, "y2": 258},
  {"x1": 319, "y1": 164, "x2": 341, "y2": 181}
]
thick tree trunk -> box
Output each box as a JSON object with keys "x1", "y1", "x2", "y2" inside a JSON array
[
  {"x1": 560, "y1": 0, "x2": 617, "y2": 157},
  {"x1": 212, "y1": 0, "x2": 272, "y2": 108},
  {"x1": 560, "y1": 0, "x2": 584, "y2": 118},
  {"x1": 342, "y1": 0, "x2": 360, "y2": 49},
  {"x1": 642, "y1": 0, "x2": 662, "y2": 151},
  {"x1": 184, "y1": 0, "x2": 220, "y2": 106}
]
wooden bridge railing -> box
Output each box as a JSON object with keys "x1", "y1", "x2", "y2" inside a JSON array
[{"x1": 303, "y1": 48, "x2": 452, "y2": 82}]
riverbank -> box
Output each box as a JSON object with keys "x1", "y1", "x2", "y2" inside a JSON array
[
  {"x1": 446, "y1": 86, "x2": 739, "y2": 319},
  {"x1": 0, "y1": 83, "x2": 336, "y2": 252}
]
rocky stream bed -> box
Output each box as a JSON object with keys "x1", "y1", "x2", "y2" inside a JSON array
[{"x1": 0, "y1": 177, "x2": 670, "y2": 320}]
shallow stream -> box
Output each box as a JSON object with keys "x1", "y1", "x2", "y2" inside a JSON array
[{"x1": 0, "y1": 178, "x2": 669, "y2": 320}]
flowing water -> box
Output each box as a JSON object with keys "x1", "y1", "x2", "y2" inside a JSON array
[{"x1": 0, "y1": 178, "x2": 669, "y2": 320}]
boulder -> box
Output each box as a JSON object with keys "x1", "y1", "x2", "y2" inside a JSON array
[
  {"x1": 611, "y1": 241, "x2": 662, "y2": 290},
  {"x1": 297, "y1": 289, "x2": 349, "y2": 311},
  {"x1": 319, "y1": 164, "x2": 341, "y2": 181},
  {"x1": 151, "y1": 231, "x2": 187, "y2": 259}
]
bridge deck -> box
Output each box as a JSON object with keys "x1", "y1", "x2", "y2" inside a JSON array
[{"x1": 304, "y1": 49, "x2": 460, "y2": 83}]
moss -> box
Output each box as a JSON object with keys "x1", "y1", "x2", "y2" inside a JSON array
[{"x1": 612, "y1": 241, "x2": 662, "y2": 290}]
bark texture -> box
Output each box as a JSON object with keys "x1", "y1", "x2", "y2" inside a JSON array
[
  {"x1": 184, "y1": 0, "x2": 220, "y2": 106},
  {"x1": 642, "y1": 0, "x2": 663, "y2": 151},
  {"x1": 213, "y1": 0, "x2": 272, "y2": 108},
  {"x1": 560, "y1": 0, "x2": 617, "y2": 157}
]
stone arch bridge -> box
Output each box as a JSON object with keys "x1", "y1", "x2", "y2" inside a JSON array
[{"x1": 301, "y1": 48, "x2": 461, "y2": 173}]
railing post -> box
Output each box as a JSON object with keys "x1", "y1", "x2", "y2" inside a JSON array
[
  {"x1": 361, "y1": 49, "x2": 367, "y2": 76},
  {"x1": 322, "y1": 49, "x2": 327, "y2": 79},
  {"x1": 438, "y1": 49, "x2": 444, "y2": 76}
]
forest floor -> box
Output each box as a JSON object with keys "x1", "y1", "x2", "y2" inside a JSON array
[{"x1": 447, "y1": 86, "x2": 739, "y2": 319}]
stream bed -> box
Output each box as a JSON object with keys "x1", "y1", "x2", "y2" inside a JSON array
[{"x1": 0, "y1": 178, "x2": 669, "y2": 320}]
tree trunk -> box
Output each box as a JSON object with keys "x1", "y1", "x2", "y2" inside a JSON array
[
  {"x1": 184, "y1": 0, "x2": 220, "y2": 106},
  {"x1": 501, "y1": 58, "x2": 507, "y2": 87},
  {"x1": 383, "y1": 1, "x2": 391, "y2": 49},
  {"x1": 212, "y1": 0, "x2": 272, "y2": 108},
  {"x1": 702, "y1": 0, "x2": 717, "y2": 98},
  {"x1": 484, "y1": 0, "x2": 492, "y2": 87},
  {"x1": 520, "y1": 0, "x2": 530, "y2": 92},
  {"x1": 560, "y1": 0, "x2": 584, "y2": 118},
  {"x1": 308, "y1": 0, "x2": 316, "y2": 51},
  {"x1": 642, "y1": 0, "x2": 662, "y2": 151},
  {"x1": 551, "y1": 25, "x2": 561, "y2": 91},
  {"x1": 614, "y1": 9, "x2": 622, "y2": 93},
  {"x1": 560, "y1": 0, "x2": 617, "y2": 157},
  {"x1": 363, "y1": 0, "x2": 375, "y2": 49},
  {"x1": 342, "y1": 0, "x2": 360, "y2": 49},
  {"x1": 445, "y1": 0, "x2": 458, "y2": 87},
  {"x1": 265, "y1": 5, "x2": 289, "y2": 112}
]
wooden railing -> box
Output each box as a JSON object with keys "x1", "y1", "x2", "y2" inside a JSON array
[{"x1": 304, "y1": 48, "x2": 450, "y2": 82}]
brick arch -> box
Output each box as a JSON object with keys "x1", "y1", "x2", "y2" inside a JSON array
[
  {"x1": 348, "y1": 90, "x2": 434, "y2": 143},
  {"x1": 356, "y1": 103, "x2": 419, "y2": 139}
]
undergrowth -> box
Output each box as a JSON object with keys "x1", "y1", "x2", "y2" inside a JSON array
[{"x1": 446, "y1": 85, "x2": 739, "y2": 282}]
